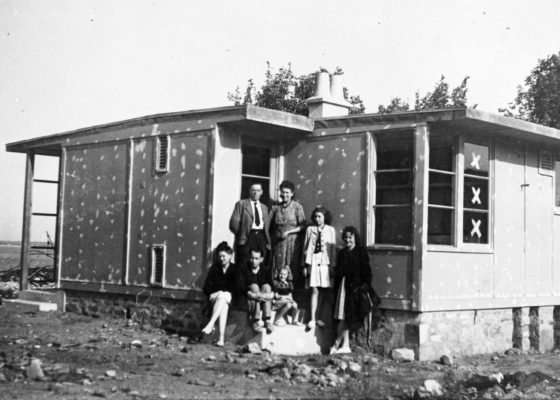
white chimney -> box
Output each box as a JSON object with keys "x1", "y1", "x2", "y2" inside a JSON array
[{"x1": 305, "y1": 71, "x2": 351, "y2": 118}]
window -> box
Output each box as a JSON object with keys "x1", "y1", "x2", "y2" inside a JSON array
[
  {"x1": 427, "y1": 139, "x2": 491, "y2": 247},
  {"x1": 150, "y1": 245, "x2": 166, "y2": 286},
  {"x1": 427, "y1": 137, "x2": 455, "y2": 245},
  {"x1": 373, "y1": 131, "x2": 413, "y2": 245},
  {"x1": 155, "y1": 135, "x2": 169, "y2": 173},
  {"x1": 463, "y1": 143, "x2": 490, "y2": 244},
  {"x1": 241, "y1": 145, "x2": 271, "y2": 204}
]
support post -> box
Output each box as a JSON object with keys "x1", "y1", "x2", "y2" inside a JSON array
[
  {"x1": 20, "y1": 151, "x2": 35, "y2": 291},
  {"x1": 412, "y1": 124, "x2": 429, "y2": 310}
]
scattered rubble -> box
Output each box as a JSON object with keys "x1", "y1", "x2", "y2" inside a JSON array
[{"x1": 391, "y1": 348, "x2": 415, "y2": 362}]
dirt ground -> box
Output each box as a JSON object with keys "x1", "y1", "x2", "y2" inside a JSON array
[{"x1": 2, "y1": 307, "x2": 560, "y2": 399}]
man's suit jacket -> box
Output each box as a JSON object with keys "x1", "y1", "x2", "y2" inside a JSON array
[{"x1": 229, "y1": 198, "x2": 271, "y2": 247}]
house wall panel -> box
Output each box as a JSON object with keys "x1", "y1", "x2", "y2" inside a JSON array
[
  {"x1": 127, "y1": 133, "x2": 210, "y2": 289},
  {"x1": 284, "y1": 135, "x2": 366, "y2": 240},
  {"x1": 60, "y1": 143, "x2": 129, "y2": 283},
  {"x1": 493, "y1": 140, "x2": 525, "y2": 298}
]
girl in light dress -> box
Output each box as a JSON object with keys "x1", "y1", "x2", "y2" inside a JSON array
[{"x1": 302, "y1": 206, "x2": 336, "y2": 330}]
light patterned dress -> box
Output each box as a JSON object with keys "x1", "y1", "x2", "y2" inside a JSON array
[
  {"x1": 270, "y1": 201, "x2": 305, "y2": 279},
  {"x1": 302, "y1": 224, "x2": 336, "y2": 288}
]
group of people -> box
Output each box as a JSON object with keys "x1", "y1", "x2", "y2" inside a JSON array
[{"x1": 201, "y1": 180, "x2": 375, "y2": 354}]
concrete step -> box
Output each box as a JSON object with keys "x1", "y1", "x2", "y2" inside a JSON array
[
  {"x1": 2, "y1": 298, "x2": 57, "y2": 312},
  {"x1": 247, "y1": 322, "x2": 333, "y2": 355},
  {"x1": 197, "y1": 309, "x2": 333, "y2": 355},
  {"x1": 17, "y1": 289, "x2": 65, "y2": 310}
]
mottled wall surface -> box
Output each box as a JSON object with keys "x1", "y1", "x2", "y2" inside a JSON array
[
  {"x1": 371, "y1": 250, "x2": 413, "y2": 307},
  {"x1": 61, "y1": 144, "x2": 129, "y2": 283},
  {"x1": 284, "y1": 135, "x2": 366, "y2": 239},
  {"x1": 128, "y1": 134, "x2": 209, "y2": 289},
  {"x1": 493, "y1": 140, "x2": 525, "y2": 298}
]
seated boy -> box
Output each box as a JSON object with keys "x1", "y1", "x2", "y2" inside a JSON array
[
  {"x1": 237, "y1": 248, "x2": 274, "y2": 333},
  {"x1": 273, "y1": 266, "x2": 299, "y2": 326}
]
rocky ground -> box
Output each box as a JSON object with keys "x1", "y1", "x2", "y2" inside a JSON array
[{"x1": 1, "y1": 305, "x2": 560, "y2": 399}]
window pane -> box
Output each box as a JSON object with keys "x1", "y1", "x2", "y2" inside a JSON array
[
  {"x1": 463, "y1": 177, "x2": 488, "y2": 210},
  {"x1": 428, "y1": 207, "x2": 453, "y2": 245},
  {"x1": 464, "y1": 143, "x2": 489, "y2": 177},
  {"x1": 374, "y1": 207, "x2": 412, "y2": 245},
  {"x1": 376, "y1": 171, "x2": 412, "y2": 205},
  {"x1": 463, "y1": 211, "x2": 488, "y2": 244},
  {"x1": 242, "y1": 146, "x2": 270, "y2": 176},
  {"x1": 241, "y1": 177, "x2": 270, "y2": 205},
  {"x1": 376, "y1": 135, "x2": 413, "y2": 170},
  {"x1": 429, "y1": 138, "x2": 454, "y2": 171},
  {"x1": 556, "y1": 161, "x2": 560, "y2": 207},
  {"x1": 429, "y1": 172, "x2": 453, "y2": 206}
]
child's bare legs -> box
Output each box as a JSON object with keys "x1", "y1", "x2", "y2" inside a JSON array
[
  {"x1": 274, "y1": 303, "x2": 290, "y2": 325},
  {"x1": 308, "y1": 287, "x2": 319, "y2": 328}
]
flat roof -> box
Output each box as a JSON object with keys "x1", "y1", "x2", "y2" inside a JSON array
[{"x1": 5, "y1": 105, "x2": 314, "y2": 154}]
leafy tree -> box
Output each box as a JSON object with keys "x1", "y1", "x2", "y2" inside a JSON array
[
  {"x1": 227, "y1": 62, "x2": 365, "y2": 116},
  {"x1": 500, "y1": 52, "x2": 560, "y2": 129},
  {"x1": 377, "y1": 75, "x2": 472, "y2": 114}
]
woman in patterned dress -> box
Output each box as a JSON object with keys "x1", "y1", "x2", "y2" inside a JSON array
[{"x1": 270, "y1": 180, "x2": 306, "y2": 281}]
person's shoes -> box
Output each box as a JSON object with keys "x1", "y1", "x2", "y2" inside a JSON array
[
  {"x1": 273, "y1": 318, "x2": 286, "y2": 327},
  {"x1": 316, "y1": 320, "x2": 326, "y2": 328},
  {"x1": 292, "y1": 320, "x2": 303, "y2": 326},
  {"x1": 264, "y1": 320, "x2": 274, "y2": 334},
  {"x1": 252, "y1": 321, "x2": 263, "y2": 333},
  {"x1": 306, "y1": 320, "x2": 316, "y2": 332},
  {"x1": 201, "y1": 325, "x2": 214, "y2": 335},
  {"x1": 329, "y1": 345, "x2": 338, "y2": 355},
  {"x1": 336, "y1": 346, "x2": 351, "y2": 354},
  {"x1": 215, "y1": 340, "x2": 224, "y2": 348}
]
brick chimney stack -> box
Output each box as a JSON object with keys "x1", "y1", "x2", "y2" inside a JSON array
[{"x1": 305, "y1": 71, "x2": 351, "y2": 118}]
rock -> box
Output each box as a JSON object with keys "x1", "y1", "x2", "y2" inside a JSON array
[
  {"x1": 26, "y1": 359, "x2": 45, "y2": 380},
  {"x1": 82, "y1": 379, "x2": 92, "y2": 385},
  {"x1": 465, "y1": 374, "x2": 503, "y2": 390},
  {"x1": 224, "y1": 353, "x2": 235, "y2": 363},
  {"x1": 129, "y1": 390, "x2": 140, "y2": 396},
  {"x1": 171, "y1": 368, "x2": 185, "y2": 377},
  {"x1": 180, "y1": 346, "x2": 189, "y2": 353},
  {"x1": 104, "y1": 370, "x2": 117, "y2": 378},
  {"x1": 246, "y1": 342, "x2": 262, "y2": 354},
  {"x1": 505, "y1": 347, "x2": 523, "y2": 356},
  {"x1": 391, "y1": 348, "x2": 415, "y2": 362},
  {"x1": 293, "y1": 363, "x2": 312, "y2": 378},
  {"x1": 187, "y1": 378, "x2": 214, "y2": 386},
  {"x1": 0, "y1": 372, "x2": 6, "y2": 382},
  {"x1": 439, "y1": 355, "x2": 453, "y2": 366},
  {"x1": 329, "y1": 358, "x2": 348, "y2": 371},
  {"x1": 130, "y1": 340, "x2": 142, "y2": 347},
  {"x1": 348, "y1": 361, "x2": 362, "y2": 373},
  {"x1": 423, "y1": 379, "x2": 444, "y2": 396}
]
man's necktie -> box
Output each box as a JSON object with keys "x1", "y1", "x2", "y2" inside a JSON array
[{"x1": 254, "y1": 202, "x2": 261, "y2": 227}]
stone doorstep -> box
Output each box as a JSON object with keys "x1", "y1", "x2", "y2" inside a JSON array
[
  {"x1": 196, "y1": 309, "x2": 333, "y2": 355},
  {"x1": 2, "y1": 298, "x2": 58, "y2": 312}
]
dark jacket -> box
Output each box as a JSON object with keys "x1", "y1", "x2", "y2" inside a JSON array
[
  {"x1": 235, "y1": 264, "x2": 272, "y2": 310},
  {"x1": 334, "y1": 246, "x2": 372, "y2": 322},
  {"x1": 202, "y1": 263, "x2": 237, "y2": 297},
  {"x1": 229, "y1": 198, "x2": 271, "y2": 247}
]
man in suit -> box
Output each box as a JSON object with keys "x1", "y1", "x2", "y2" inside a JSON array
[{"x1": 229, "y1": 183, "x2": 271, "y2": 269}]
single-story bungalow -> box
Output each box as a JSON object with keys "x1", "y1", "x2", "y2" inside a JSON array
[{"x1": 7, "y1": 72, "x2": 560, "y2": 359}]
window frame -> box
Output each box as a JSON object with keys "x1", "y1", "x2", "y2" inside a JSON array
[
  {"x1": 368, "y1": 129, "x2": 415, "y2": 249},
  {"x1": 150, "y1": 244, "x2": 166, "y2": 287},
  {"x1": 427, "y1": 136, "x2": 494, "y2": 251},
  {"x1": 554, "y1": 158, "x2": 560, "y2": 215},
  {"x1": 240, "y1": 139, "x2": 282, "y2": 204}
]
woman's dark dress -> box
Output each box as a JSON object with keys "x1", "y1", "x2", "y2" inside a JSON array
[{"x1": 333, "y1": 246, "x2": 372, "y2": 323}]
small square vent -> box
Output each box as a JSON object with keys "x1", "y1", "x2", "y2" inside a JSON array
[
  {"x1": 539, "y1": 150, "x2": 553, "y2": 176},
  {"x1": 150, "y1": 245, "x2": 165, "y2": 287}
]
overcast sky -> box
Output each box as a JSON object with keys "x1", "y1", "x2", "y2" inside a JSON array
[{"x1": 1, "y1": 0, "x2": 560, "y2": 241}]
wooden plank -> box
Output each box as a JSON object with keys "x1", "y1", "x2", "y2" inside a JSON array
[
  {"x1": 54, "y1": 148, "x2": 66, "y2": 289},
  {"x1": 33, "y1": 179, "x2": 58, "y2": 184},
  {"x1": 20, "y1": 151, "x2": 35, "y2": 291}
]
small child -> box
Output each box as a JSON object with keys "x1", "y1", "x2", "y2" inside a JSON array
[{"x1": 272, "y1": 267, "x2": 300, "y2": 326}]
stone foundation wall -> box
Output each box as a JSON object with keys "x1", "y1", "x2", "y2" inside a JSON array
[{"x1": 64, "y1": 290, "x2": 205, "y2": 336}]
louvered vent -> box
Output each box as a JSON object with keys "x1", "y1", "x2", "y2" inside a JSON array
[
  {"x1": 155, "y1": 136, "x2": 169, "y2": 173},
  {"x1": 539, "y1": 150, "x2": 553, "y2": 176},
  {"x1": 150, "y1": 245, "x2": 165, "y2": 286}
]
